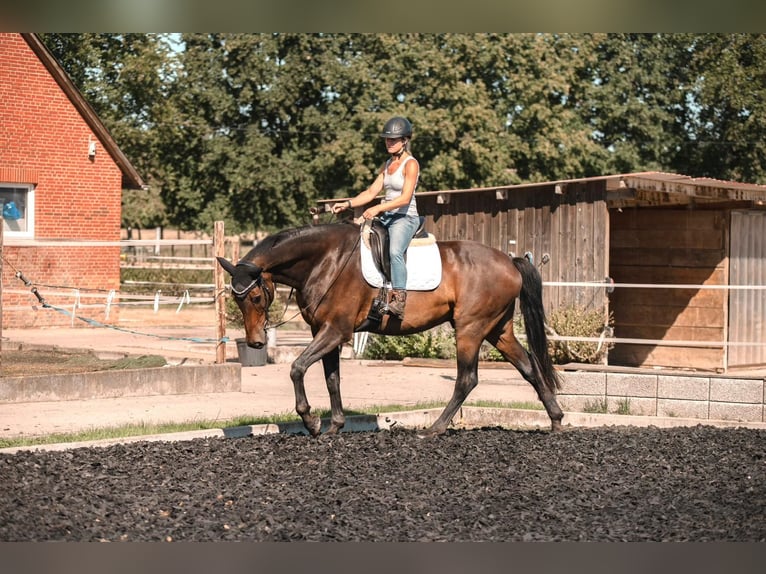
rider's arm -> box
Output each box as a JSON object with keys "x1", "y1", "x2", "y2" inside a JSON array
[{"x1": 332, "y1": 169, "x2": 385, "y2": 213}]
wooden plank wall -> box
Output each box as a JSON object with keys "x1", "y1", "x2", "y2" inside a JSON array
[
  {"x1": 608, "y1": 208, "x2": 727, "y2": 370},
  {"x1": 418, "y1": 181, "x2": 609, "y2": 314}
]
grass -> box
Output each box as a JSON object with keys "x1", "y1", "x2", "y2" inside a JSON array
[
  {"x1": 582, "y1": 398, "x2": 608, "y2": 414},
  {"x1": 614, "y1": 397, "x2": 632, "y2": 416},
  {"x1": 0, "y1": 400, "x2": 543, "y2": 450}
]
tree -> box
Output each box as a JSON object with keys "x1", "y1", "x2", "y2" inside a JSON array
[
  {"x1": 577, "y1": 33, "x2": 694, "y2": 175},
  {"x1": 42, "y1": 33, "x2": 766, "y2": 233},
  {"x1": 682, "y1": 34, "x2": 766, "y2": 183}
]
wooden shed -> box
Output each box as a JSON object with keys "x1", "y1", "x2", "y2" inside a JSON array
[
  {"x1": 0, "y1": 33, "x2": 144, "y2": 328},
  {"x1": 319, "y1": 171, "x2": 766, "y2": 372}
]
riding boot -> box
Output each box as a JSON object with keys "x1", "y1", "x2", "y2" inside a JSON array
[{"x1": 388, "y1": 289, "x2": 407, "y2": 320}]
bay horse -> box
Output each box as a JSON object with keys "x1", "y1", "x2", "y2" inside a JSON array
[{"x1": 217, "y1": 222, "x2": 564, "y2": 437}]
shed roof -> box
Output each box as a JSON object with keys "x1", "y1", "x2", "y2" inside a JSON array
[
  {"x1": 603, "y1": 171, "x2": 766, "y2": 208},
  {"x1": 21, "y1": 33, "x2": 146, "y2": 190},
  {"x1": 318, "y1": 171, "x2": 766, "y2": 210}
]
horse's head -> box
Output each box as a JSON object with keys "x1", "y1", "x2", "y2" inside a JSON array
[{"x1": 217, "y1": 257, "x2": 274, "y2": 349}]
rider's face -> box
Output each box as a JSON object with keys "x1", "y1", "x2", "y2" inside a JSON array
[{"x1": 385, "y1": 137, "x2": 404, "y2": 153}]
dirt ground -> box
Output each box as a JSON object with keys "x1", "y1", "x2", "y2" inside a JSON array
[
  {"x1": 1, "y1": 425, "x2": 764, "y2": 541},
  {"x1": 0, "y1": 304, "x2": 214, "y2": 377},
  {"x1": 0, "y1": 349, "x2": 167, "y2": 377}
]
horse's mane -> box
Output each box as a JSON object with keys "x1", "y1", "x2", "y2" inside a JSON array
[{"x1": 253, "y1": 222, "x2": 356, "y2": 254}]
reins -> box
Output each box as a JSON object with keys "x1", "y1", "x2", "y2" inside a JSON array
[
  {"x1": 297, "y1": 229, "x2": 362, "y2": 326},
  {"x1": 264, "y1": 286, "x2": 297, "y2": 330},
  {"x1": 261, "y1": 216, "x2": 362, "y2": 331}
]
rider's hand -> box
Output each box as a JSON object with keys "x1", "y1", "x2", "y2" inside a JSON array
[{"x1": 332, "y1": 201, "x2": 350, "y2": 213}]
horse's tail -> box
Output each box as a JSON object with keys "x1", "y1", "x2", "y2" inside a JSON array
[{"x1": 511, "y1": 257, "x2": 562, "y2": 392}]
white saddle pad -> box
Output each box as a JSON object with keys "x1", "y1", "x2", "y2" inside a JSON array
[{"x1": 360, "y1": 232, "x2": 442, "y2": 291}]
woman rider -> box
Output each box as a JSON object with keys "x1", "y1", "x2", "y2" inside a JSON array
[{"x1": 332, "y1": 116, "x2": 420, "y2": 320}]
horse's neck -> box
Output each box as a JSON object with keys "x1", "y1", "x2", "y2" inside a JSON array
[{"x1": 258, "y1": 226, "x2": 353, "y2": 289}]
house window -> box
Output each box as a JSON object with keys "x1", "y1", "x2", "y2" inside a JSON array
[{"x1": 1, "y1": 183, "x2": 35, "y2": 238}]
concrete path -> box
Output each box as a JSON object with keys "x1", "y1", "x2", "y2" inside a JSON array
[{"x1": 0, "y1": 326, "x2": 538, "y2": 439}]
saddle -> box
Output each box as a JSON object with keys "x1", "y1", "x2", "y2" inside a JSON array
[
  {"x1": 362, "y1": 216, "x2": 429, "y2": 283},
  {"x1": 357, "y1": 217, "x2": 441, "y2": 329}
]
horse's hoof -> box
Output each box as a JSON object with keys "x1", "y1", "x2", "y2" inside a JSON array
[{"x1": 304, "y1": 417, "x2": 322, "y2": 438}]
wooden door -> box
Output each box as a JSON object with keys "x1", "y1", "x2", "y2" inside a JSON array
[{"x1": 728, "y1": 211, "x2": 766, "y2": 368}]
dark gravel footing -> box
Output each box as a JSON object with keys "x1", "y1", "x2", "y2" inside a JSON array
[{"x1": 1, "y1": 425, "x2": 764, "y2": 541}]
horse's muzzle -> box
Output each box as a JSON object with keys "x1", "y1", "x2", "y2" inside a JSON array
[{"x1": 247, "y1": 341, "x2": 265, "y2": 350}]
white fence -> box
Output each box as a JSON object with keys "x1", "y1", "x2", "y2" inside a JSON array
[{"x1": 4, "y1": 227, "x2": 764, "y2": 366}]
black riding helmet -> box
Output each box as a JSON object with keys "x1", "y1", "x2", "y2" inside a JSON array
[{"x1": 380, "y1": 116, "x2": 413, "y2": 139}]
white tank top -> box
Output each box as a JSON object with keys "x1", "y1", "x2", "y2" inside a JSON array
[{"x1": 383, "y1": 156, "x2": 419, "y2": 217}]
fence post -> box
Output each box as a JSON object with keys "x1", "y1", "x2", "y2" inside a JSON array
[{"x1": 214, "y1": 221, "x2": 226, "y2": 364}]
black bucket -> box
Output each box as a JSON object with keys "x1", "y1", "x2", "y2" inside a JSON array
[{"x1": 235, "y1": 338, "x2": 267, "y2": 366}]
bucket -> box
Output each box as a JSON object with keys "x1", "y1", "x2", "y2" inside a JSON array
[{"x1": 235, "y1": 338, "x2": 267, "y2": 367}]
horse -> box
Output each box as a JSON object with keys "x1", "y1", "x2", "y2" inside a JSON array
[{"x1": 217, "y1": 222, "x2": 564, "y2": 438}]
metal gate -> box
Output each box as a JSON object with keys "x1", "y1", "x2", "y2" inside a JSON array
[{"x1": 728, "y1": 211, "x2": 766, "y2": 368}]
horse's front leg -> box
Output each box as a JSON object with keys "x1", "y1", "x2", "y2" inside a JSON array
[
  {"x1": 321, "y1": 346, "x2": 345, "y2": 435},
  {"x1": 289, "y1": 329, "x2": 345, "y2": 437}
]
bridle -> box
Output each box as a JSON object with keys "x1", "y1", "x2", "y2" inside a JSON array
[
  {"x1": 229, "y1": 226, "x2": 362, "y2": 330},
  {"x1": 229, "y1": 261, "x2": 300, "y2": 330},
  {"x1": 230, "y1": 262, "x2": 273, "y2": 313}
]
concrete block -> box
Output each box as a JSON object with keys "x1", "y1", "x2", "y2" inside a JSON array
[
  {"x1": 0, "y1": 364, "x2": 242, "y2": 403},
  {"x1": 557, "y1": 395, "x2": 607, "y2": 414},
  {"x1": 658, "y1": 376, "x2": 710, "y2": 401},
  {"x1": 709, "y1": 402, "x2": 764, "y2": 423},
  {"x1": 607, "y1": 396, "x2": 656, "y2": 416},
  {"x1": 457, "y1": 406, "x2": 552, "y2": 430},
  {"x1": 657, "y1": 398, "x2": 709, "y2": 419},
  {"x1": 559, "y1": 372, "x2": 606, "y2": 396},
  {"x1": 710, "y1": 378, "x2": 764, "y2": 404},
  {"x1": 607, "y1": 373, "x2": 658, "y2": 398},
  {"x1": 557, "y1": 394, "x2": 604, "y2": 413}
]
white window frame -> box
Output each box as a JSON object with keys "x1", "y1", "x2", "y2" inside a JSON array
[{"x1": 1, "y1": 183, "x2": 35, "y2": 239}]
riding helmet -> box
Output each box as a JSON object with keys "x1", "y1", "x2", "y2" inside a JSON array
[{"x1": 380, "y1": 116, "x2": 413, "y2": 139}]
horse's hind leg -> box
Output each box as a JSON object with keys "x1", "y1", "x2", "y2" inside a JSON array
[
  {"x1": 420, "y1": 331, "x2": 481, "y2": 438},
  {"x1": 487, "y1": 326, "x2": 564, "y2": 431}
]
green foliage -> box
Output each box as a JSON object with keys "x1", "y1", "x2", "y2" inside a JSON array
[
  {"x1": 362, "y1": 326, "x2": 455, "y2": 360},
  {"x1": 582, "y1": 398, "x2": 608, "y2": 414},
  {"x1": 547, "y1": 305, "x2": 613, "y2": 365},
  {"x1": 614, "y1": 397, "x2": 632, "y2": 415},
  {"x1": 41, "y1": 33, "x2": 766, "y2": 234}
]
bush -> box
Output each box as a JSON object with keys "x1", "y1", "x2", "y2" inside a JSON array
[
  {"x1": 546, "y1": 305, "x2": 613, "y2": 364},
  {"x1": 362, "y1": 326, "x2": 456, "y2": 360},
  {"x1": 362, "y1": 318, "x2": 530, "y2": 362}
]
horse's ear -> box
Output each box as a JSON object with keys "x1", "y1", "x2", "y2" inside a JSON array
[{"x1": 216, "y1": 256, "x2": 237, "y2": 276}]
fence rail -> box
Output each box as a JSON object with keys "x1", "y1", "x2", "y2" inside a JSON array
[{"x1": 4, "y1": 233, "x2": 765, "y2": 361}]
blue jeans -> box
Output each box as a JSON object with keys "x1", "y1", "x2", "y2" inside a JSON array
[{"x1": 379, "y1": 213, "x2": 420, "y2": 290}]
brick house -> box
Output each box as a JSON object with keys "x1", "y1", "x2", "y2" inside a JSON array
[{"x1": 1, "y1": 33, "x2": 144, "y2": 328}]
